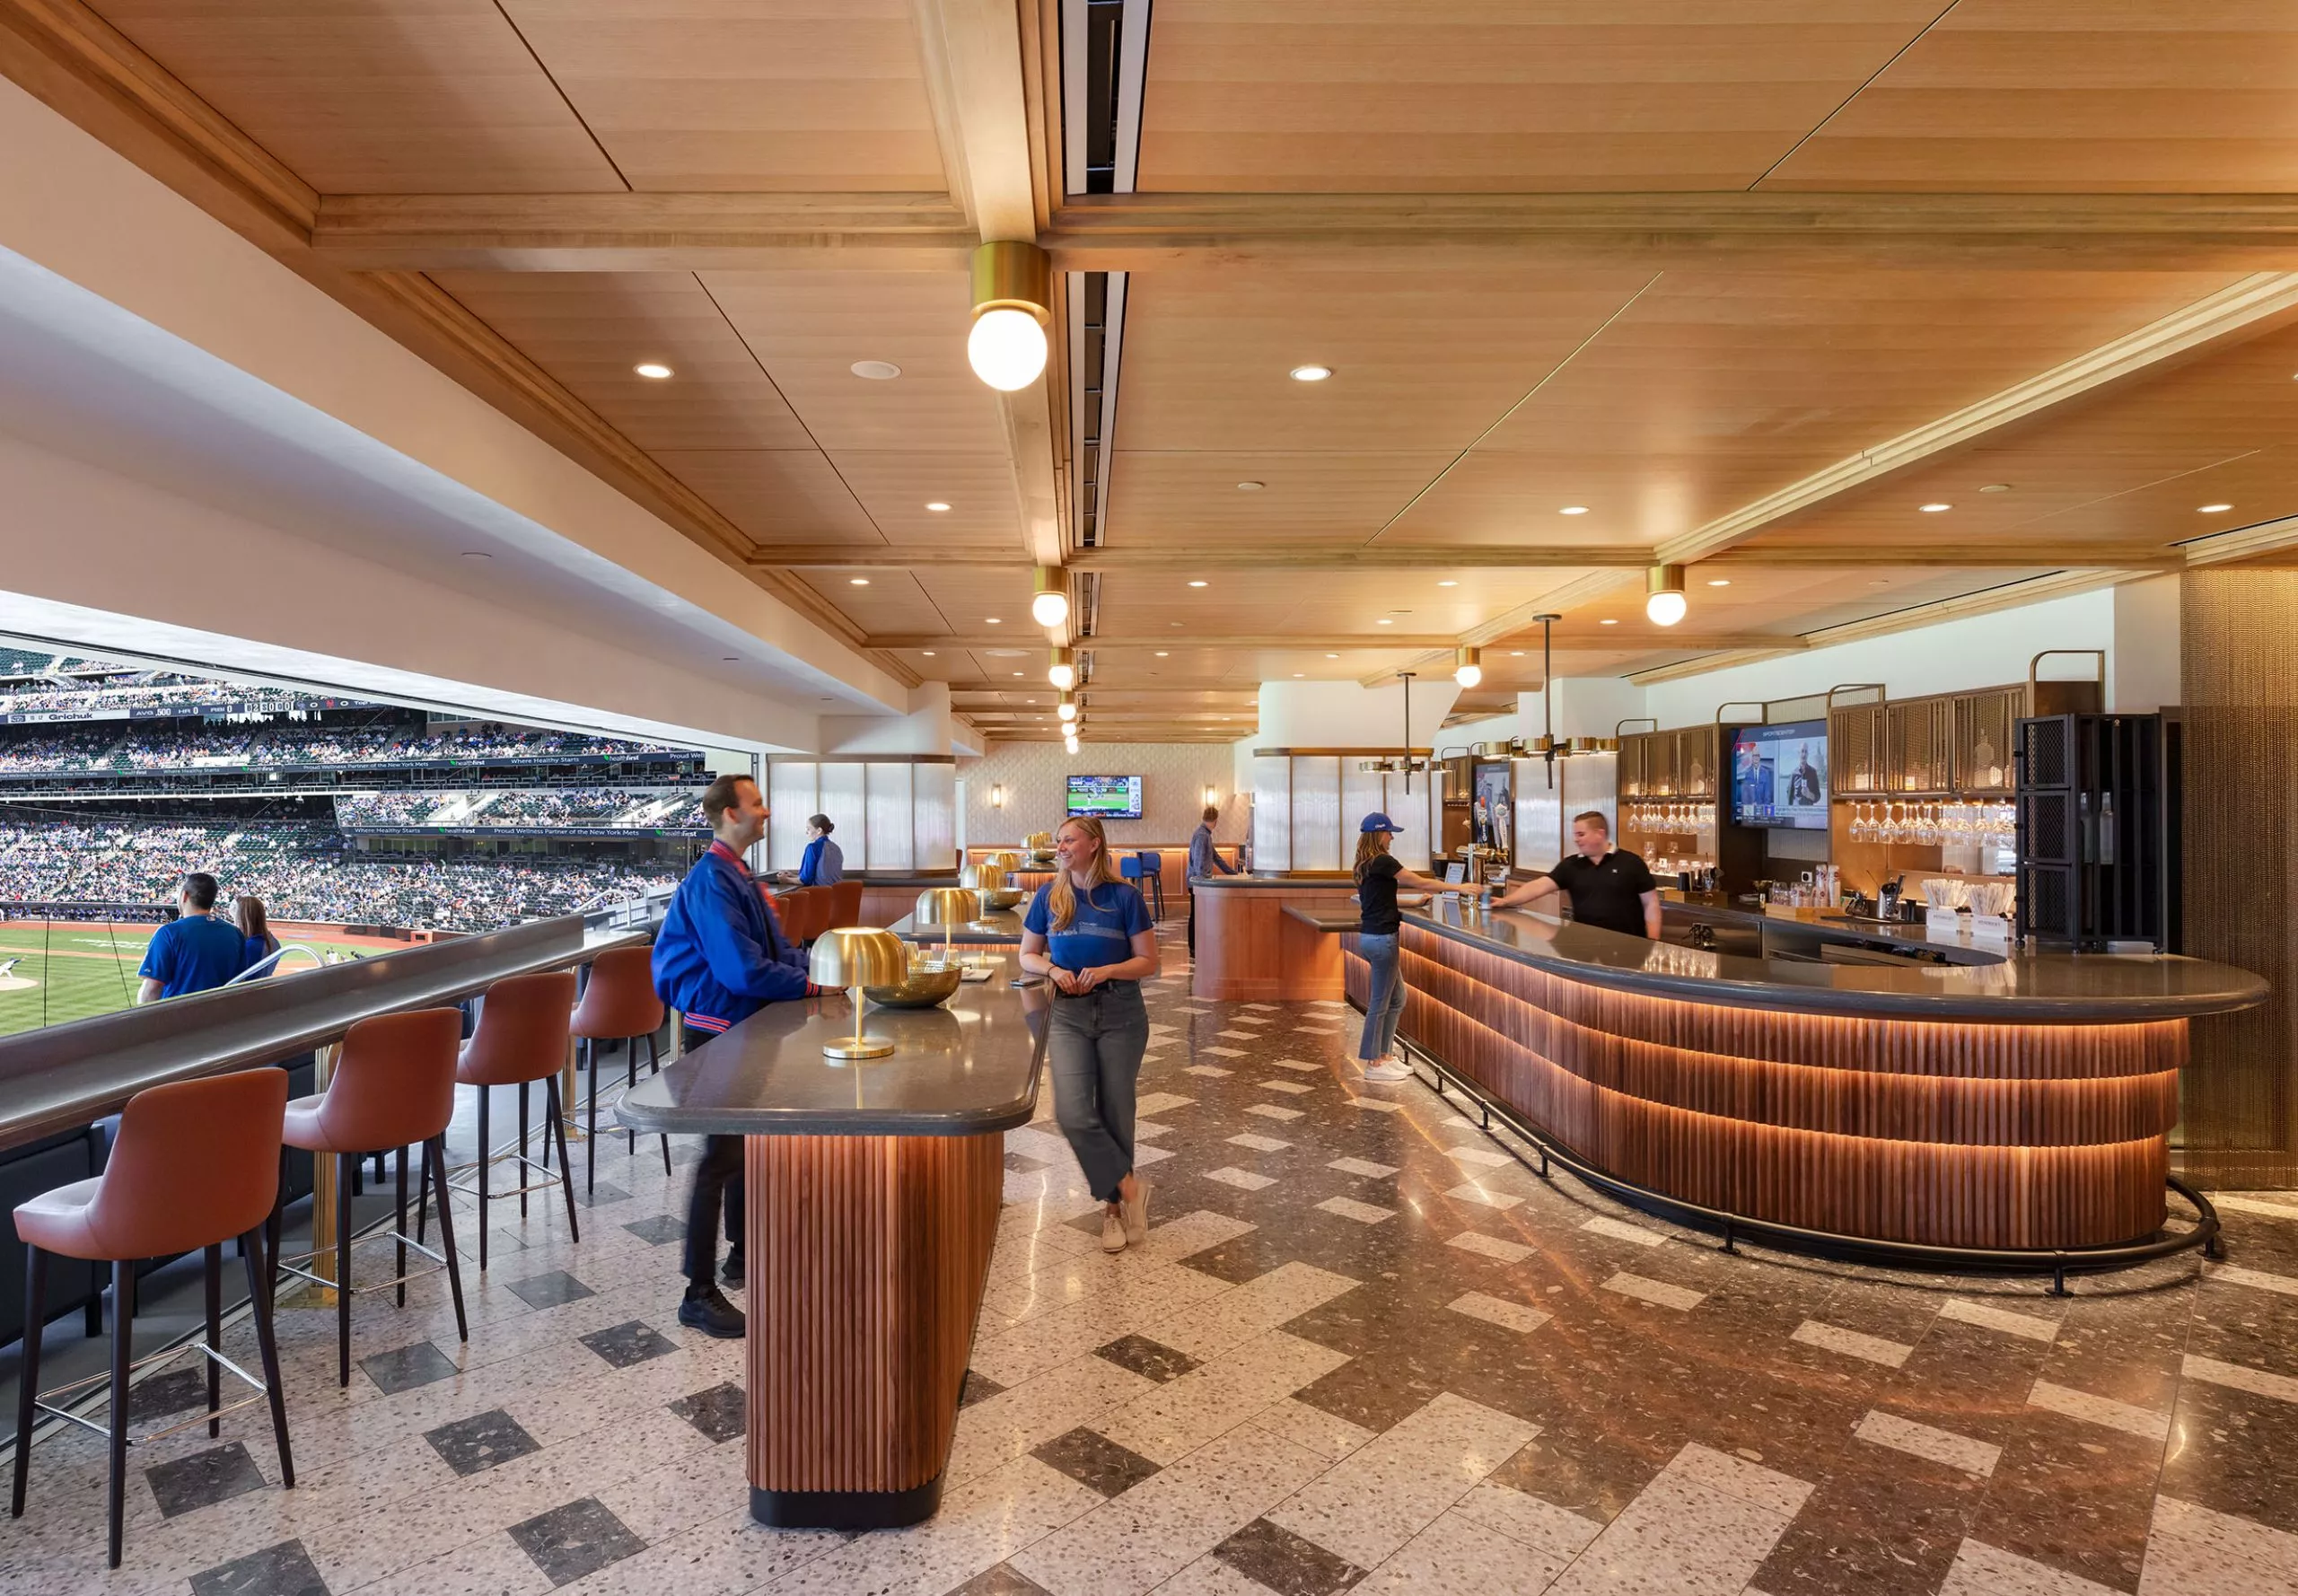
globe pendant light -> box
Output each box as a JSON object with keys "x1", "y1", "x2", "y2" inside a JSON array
[
  {"x1": 1048, "y1": 645, "x2": 1075, "y2": 690},
  {"x1": 1645, "y1": 564, "x2": 1688, "y2": 627},
  {"x1": 968, "y1": 242, "x2": 1051, "y2": 391},
  {"x1": 1453, "y1": 645, "x2": 1482, "y2": 688},
  {"x1": 1031, "y1": 566, "x2": 1071, "y2": 629}
]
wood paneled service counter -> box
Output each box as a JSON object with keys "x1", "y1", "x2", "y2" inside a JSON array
[
  {"x1": 619, "y1": 953, "x2": 1047, "y2": 1529},
  {"x1": 1302, "y1": 899, "x2": 2264, "y2": 1254},
  {"x1": 1188, "y1": 873, "x2": 1361, "y2": 1002}
]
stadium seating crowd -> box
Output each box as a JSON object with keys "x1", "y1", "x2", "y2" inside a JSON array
[
  {"x1": 0, "y1": 721, "x2": 687, "y2": 776},
  {"x1": 335, "y1": 788, "x2": 706, "y2": 831},
  {"x1": 0, "y1": 822, "x2": 679, "y2": 932}
]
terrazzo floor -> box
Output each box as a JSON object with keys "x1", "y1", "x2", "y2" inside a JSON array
[{"x1": 7, "y1": 925, "x2": 2298, "y2": 1595}]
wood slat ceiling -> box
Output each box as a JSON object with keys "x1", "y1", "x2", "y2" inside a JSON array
[{"x1": 30, "y1": 0, "x2": 2298, "y2": 743}]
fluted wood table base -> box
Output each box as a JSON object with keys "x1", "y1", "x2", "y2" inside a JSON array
[{"x1": 743, "y1": 1129, "x2": 1003, "y2": 1527}]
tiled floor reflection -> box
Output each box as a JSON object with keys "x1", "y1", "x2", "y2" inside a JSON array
[{"x1": 8, "y1": 926, "x2": 2298, "y2": 1594}]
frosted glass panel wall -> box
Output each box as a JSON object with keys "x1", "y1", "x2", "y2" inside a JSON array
[
  {"x1": 1384, "y1": 772, "x2": 1435, "y2": 872},
  {"x1": 914, "y1": 763, "x2": 956, "y2": 871},
  {"x1": 767, "y1": 763, "x2": 814, "y2": 872},
  {"x1": 1251, "y1": 755, "x2": 1291, "y2": 872},
  {"x1": 817, "y1": 763, "x2": 867, "y2": 869},
  {"x1": 1513, "y1": 759, "x2": 1563, "y2": 874},
  {"x1": 1291, "y1": 756, "x2": 1342, "y2": 872},
  {"x1": 1341, "y1": 764, "x2": 1385, "y2": 865},
  {"x1": 865, "y1": 763, "x2": 914, "y2": 873}
]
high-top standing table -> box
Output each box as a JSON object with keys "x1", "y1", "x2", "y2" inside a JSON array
[{"x1": 618, "y1": 953, "x2": 1048, "y2": 1528}]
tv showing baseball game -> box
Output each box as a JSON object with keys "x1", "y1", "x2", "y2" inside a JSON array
[
  {"x1": 1731, "y1": 721, "x2": 1829, "y2": 830},
  {"x1": 1066, "y1": 774, "x2": 1144, "y2": 820}
]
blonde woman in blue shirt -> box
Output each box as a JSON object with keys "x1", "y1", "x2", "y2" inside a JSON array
[{"x1": 1021, "y1": 815, "x2": 1160, "y2": 1253}]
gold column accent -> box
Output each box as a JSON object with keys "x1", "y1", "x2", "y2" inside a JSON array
[{"x1": 280, "y1": 1040, "x2": 342, "y2": 1309}]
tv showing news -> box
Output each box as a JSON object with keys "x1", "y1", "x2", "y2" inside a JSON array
[
  {"x1": 1732, "y1": 721, "x2": 1829, "y2": 830},
  {"x1": 1066, "y1": 774, "x2": 1144, "y2": 820}
]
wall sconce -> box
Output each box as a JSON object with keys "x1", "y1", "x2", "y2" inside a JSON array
[
  {"x1": 1202, "y1": 785, "x2": 1218, "y2": 809},
  {"x1": 989, "y1": 784, "x2": 1006, "y2": 809}
]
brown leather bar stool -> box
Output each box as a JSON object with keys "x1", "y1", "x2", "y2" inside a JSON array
[
  {"x1": 572, "y1": 944, "x2": 670, "y2": 1195},
  {"x1": 777, "y1": 886, "x2": 825, "y2": 945},
  {"x1": 826, "y1": 877, "x2": 864, "y2": 930},
  {"x1": 425, "y1": 969, "x2": 578, "y2": 1271},
  {"x1": 267, "y1": 1009, "x2": 469, "y2": 1388},
  {"x1": 13, "y1": 1070, "x2": 294, "y2": 1569}
]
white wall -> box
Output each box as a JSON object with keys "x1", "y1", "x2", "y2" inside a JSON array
[
  {"x1": 2109, "y1": 575, "x2": 2182, "y2": 711},
  {"x1": 959, "y1": 741, "x2": 1242, "y2": 846},
  {"x1": 1256, "y1": 679, "x2": 1460, "y2": 749},
  {"x1": 822, "y1": 686, "x2": 956, "y2": 755},
  {"x1": 1643, "y1": 588, "x2": 2123, "y2": 728}
]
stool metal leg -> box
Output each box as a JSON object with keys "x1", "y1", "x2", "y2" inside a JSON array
[
  {"x1": 425, "y1": 1136, "x2": 469, "y2": 1343},
  {"x1": 547, "y1": 1077, "x2": 579, "y2": 1243},
  {"x1": 238, "y1": 1225, "x2": 294, "y2": 1490},
  {"x1": 476, "y1": 1087, "x2": 490, "y2": 1273},
  {"x1": 12, "y1": 1244, "x2": 42, "y2": 1518},
  {"x1": 107, "y1": 1258, "x2": 133, "y2": 1568},
  {"x1": 203, "y1": 1243, "x2": 223, "y2": 1438},
  {"x1": 585, "y1": 1038, "x2": 598, "y2": 1197},
  {"x1": 649, "y1": 1034, "x2": 670, "y2": 1175},
  {"x1": 624, "y1": 1039, "x2": 637, "y2": 1157},
  {"x1": 516, "y1": 1083, "x2": 531, "y2": 1216},
  {"x1": 336, "y1": 1152, "x2": 354, "y2": 1389},
  {"x1": 394, "y1": 1144, "x2": 410, "y2": 1309}
]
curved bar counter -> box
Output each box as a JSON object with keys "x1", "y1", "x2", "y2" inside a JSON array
[
  {"x1": 1188, "y1": 873, "x2": 1359, "y2": 1002},
  {"x1": 1314, "y1": 899, "x2": 2264, "y2": 1254},
  {"x1": 619, "y1": 954, "x2": 1047, "y2": 1530}
]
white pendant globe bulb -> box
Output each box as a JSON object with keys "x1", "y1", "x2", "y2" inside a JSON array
[
  {"x1": 1645, "y1": 590, "x2": 1688, "y2": 627},
  {"x1": 969, "y1": 309, "x2": 1048, "y2": 391}
]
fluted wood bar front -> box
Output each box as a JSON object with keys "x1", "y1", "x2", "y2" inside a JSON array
[
  {"x1": 617, "y1": 954, "x2": 1047, "y2": 1529},
  {"x1": 1310, "y1": 900, "x2": 2265, "y2": 1253}
]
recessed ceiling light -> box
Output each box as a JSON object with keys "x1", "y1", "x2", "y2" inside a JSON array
[
  {"x1": 1293, "y1": 672, "x2": 1304, "y2": 678},
  {"x1": 1289, "y1": 364, "x2": 1333, "y2": 381},
  {"x1": 1600, "y1": 618, "x2": 1618, "y2": 626},
  {"x1": 921, "y1": 650, "x2": 936, "y2": 656},
  {"x1": 1979, "y1": 483, "x2": 2012, "y2": 494},
  {"x1": 1558, "y1": 505, "x2": 1590, "y2": 516},
  {"x1": 925, "y1": 501, "x2": 952, "y2": 512},
  {"x1": 1376, "y1": 618, "x2": 1393, "y2": 626},
  {"x1": 1326, "y1": 653, "x2": 1340, "y2": 659},
  {"x1": 1437, "y1": 580, "x2": 1457, "y2": 587},
  {"x1": 1920, "y1": 503, "x2": 1952, "y2": 513},
  {"x1": 1012, "y1": 671, "x2": 1023, "y2": 678},
  {"x1": 849, "y1": 577, "x2": 870, "y2": 585},
  {"x1": 2198, "y1": 503, "x2": 2233, "y2": 513},
  {"x1": 633, "y1": 362, "x2": 673, "y2": 380},
  {"x1": 1188, "y1": 579, "x2": 1208, "y2": 588},
  {"x1": 1154, "y1": 651, "x2": 1169, "y2": 657},
  {"x1": 985, "y1": 617, "x2": 1002, "y2": 624},
  {"x1": 1237, "y1": 481, "x2": 1265, "y2": 491},
  {"x1": 1707, "y1": 578, "x2": 1731, "y2": 587},
  {"x1": 850, "y1": 360, "x2": 901, "y2": 380}
]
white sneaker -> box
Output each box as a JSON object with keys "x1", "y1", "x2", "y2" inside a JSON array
[
  {"x1": 1102, "y1": 1210, "x2": 1128, "y2": 1252},
  {"x1": 1362, "y1": 1057, "x2": 1414, "y2": 1083}
]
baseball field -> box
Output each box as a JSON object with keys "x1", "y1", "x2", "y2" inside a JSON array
[{"x1": 0, "y1": 921, "x2": 411, "y2": 1037}]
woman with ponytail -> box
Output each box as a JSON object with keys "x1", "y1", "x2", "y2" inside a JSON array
[
  {"x1": 1353, "y1": 813, "x2": 1487, "y2": 1083},
  {"x1": 1020, "y1": 815, "x2": 1160, "y2": 1252}
]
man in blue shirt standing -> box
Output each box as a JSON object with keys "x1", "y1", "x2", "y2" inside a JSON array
[
  {"x1": 136, "y1": 873, "x2": 249, "y2": 1003},
  {"x1": 1186, "y1": 803, "x2": 1236, "y2": 958},
  {"x1": 652, "y1": 772, "x2": 816, "y2": 1337}
]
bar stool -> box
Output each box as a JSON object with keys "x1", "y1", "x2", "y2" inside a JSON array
[
  {"x1": 826, "y1": 878, "x2": 864, "y2": 929},
  {"x1": 1123, "y1": 853, "x2": 1166, "y2": 919},
  {"x1": 13, "y1": 1070, "x2": 294, "y2": 1569},
  {"x1": 783, "y1": 886, "x2": 828, "y2": 945},
  {"x1": 425, "y1": 970, "x2": 579, "y2": 1271},
  {"x1": 572, "y1": 945, "x2": 670, "y2": 1195},
  {"x1": 268, "y1": 1009, "x2": 469, "y2": 1388}
]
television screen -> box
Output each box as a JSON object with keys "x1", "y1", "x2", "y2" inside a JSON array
[
  {"x1": 1066, "y1": 774, "x2": 1144, "y2": 820},
  {"x1": 1731, "y1": 720, "x2": 1829, "y2": 830}
]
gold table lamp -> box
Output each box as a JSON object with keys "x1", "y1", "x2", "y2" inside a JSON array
[
  {"x1": 915, "y1": 887, "x2": 982, "y2": 963},
  {"x1": 809, "y1": 927, "x2": 907, "y2": 1059}
]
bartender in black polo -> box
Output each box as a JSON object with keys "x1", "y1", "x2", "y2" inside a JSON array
[{"x1": 1489, "y1": 809, "x2": 1662, "y2": 938}]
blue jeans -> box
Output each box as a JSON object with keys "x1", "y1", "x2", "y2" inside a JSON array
[
  {"x1": 1358, "y1": 933, "x2": 1407, "y2": 1061},
  {"x1": 1048, "y1": 982, "x2": 1150, "y2": 1203}
]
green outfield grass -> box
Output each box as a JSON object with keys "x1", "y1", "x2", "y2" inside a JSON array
[{"x1": 0, "y1": 926, "x2": 373, "y2": 1038}]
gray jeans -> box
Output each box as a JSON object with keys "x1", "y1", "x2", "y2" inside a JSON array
[
  {"x1": 1048, "y1": 981, "x2": 1149, "y2": 1203},
  {"x1": 1358, "y1": 933, "x2": 1407, "y2": 1061}
]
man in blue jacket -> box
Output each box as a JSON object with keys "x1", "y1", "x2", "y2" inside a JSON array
[{"x1": 653, "y1": 771, "x2": 815, "y2": 1337}]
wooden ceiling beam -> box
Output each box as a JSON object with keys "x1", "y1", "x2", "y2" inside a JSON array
[
  {"x1": 750, "y1": 542, "x2": 2175, "y2": 573},
  {"x1": 749, "y1": 546, "x2": 1027, "y2": 569},
  {"x1": 291, "y1": 189, "x2": 2298, "y2": 275},
  {"x1": 877, "y1": 631, "x2": 1795, "y2": 652}
]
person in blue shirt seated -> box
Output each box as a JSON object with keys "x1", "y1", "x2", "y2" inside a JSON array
[
  {"x1": 776, "y1": 813, "x2": 844, "y2": 888},
  {"x1": 136, "y1": 872, "x2": 250, "y2": 1003},
  {"x1": 652, "y1": 772, "x2": 818, "y2": 1337},
  {"x1": 234, "y1": 894, "x2": 281, "y2": 980},
  {"x1": 1020, "y1": 815, "x2": 1160, "y2": 1255}
]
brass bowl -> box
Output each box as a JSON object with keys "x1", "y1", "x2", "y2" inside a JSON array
[
  {"x1": 979, "y1": 886, "x2": 1025, "y2": 910},
  {"x1": 864, "y1": 958, "x2": 964, "y2": 1009}
]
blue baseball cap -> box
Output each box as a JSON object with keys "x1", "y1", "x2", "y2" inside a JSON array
[{"x1": 1360, "y1": 812, "x2": 1399, "y2": 834}]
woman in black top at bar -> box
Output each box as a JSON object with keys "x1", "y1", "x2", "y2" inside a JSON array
[{"x1": 1354, "y1": 813, "x2": 1487, "y2": 1083}]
